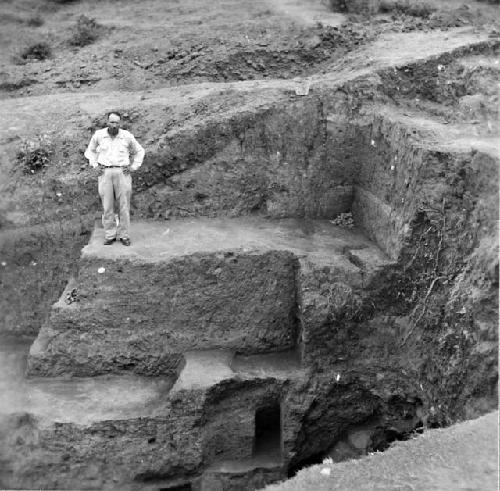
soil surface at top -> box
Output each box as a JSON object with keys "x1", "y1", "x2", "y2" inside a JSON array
[
  {"x1": 1, "y1": 0, "x2": 498, "y2": 98},
  {"x1": 0, "y1": 0, "x2": 498, "y2": 228}
]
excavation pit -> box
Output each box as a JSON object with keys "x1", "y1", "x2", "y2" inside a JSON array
[{"x1": 0, "y1": 6, "x2": 497, "y2": 490}]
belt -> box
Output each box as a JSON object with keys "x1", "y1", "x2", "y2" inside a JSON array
[{"x1": 100, "y1": 165, "x2": 125, "y2": 168}]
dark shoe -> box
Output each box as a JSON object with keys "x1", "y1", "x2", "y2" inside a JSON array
[
  {"x1": 120, "y1": 238, "x2": 131, "y2": 246},
  {"x1": 103, "y1": 238, "x2": 116, "y2": 245}
]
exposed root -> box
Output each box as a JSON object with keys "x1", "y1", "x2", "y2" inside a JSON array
[
  {"x1": 402, "y1": 199, "x2": 446, "y2": 346},
  {"x1": 402, "y1": 275, "x2": 446, "y2": 346}
]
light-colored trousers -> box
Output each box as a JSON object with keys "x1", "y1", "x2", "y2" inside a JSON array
[{"x1": 98, "y1": 167, "x2": 132, "y2": 240}]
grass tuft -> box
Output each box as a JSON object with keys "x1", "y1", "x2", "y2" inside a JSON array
[
  {"x1": 69, "y1": 15, "x2": 101, "y2": 47},
  {"x1": 330, "y1": 211, "x2": 354, "y2": 228},
  {"x1": 17, "y1": 136, "x2": 54, "y2": 174},
  {"x1": 26, "y1": 15, "x2": 45, "y2": 27},
  {"x1": 379, "y1": 1, "x2": 435, "y2": 18}
]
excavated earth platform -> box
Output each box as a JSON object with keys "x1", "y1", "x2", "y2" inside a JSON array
[
  {"x1": 0, "y1": 335, "x2": 175, "y2": 425},
  {"x1": 28, "y1": 217, "x2": 391, "y2": 376},
  {"x1": 2, "y1": 330, "x2": 308, "y2": 490},
  {"x1": 0, "y1": 217, "x2": 406, "y2": 491}
]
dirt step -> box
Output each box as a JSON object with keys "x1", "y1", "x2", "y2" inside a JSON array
[
  {"x1": 172, "y1": 349, "x2": 305, "y2": 393},
  {"x1": 0, "y1": 335, "x2": 174, "y2": 426},
  {"x1": 172, "y1": 350, "x2": 234, "y2": 392},
  {"x1": 202, "y1": 456, "x2": 285, "y2": 491},
  {"x1": 365, "y1": 104, "x2": 500, "y2": 154},
  {"x1": 80, "y1": 216, "x2": 389, "y2": 276},
  {"x1": 232, "y1": 350, "x2": 303, "y2": 379},
  {"x1": 27, "y1": 217, "x2": 392, "y2": 378}
]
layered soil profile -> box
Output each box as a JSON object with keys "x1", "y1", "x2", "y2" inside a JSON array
[{"x1": 0, "y1": 0, "x2": 498, "y2": 490}]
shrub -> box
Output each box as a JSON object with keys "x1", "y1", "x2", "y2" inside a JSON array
[
  {"x1": 330, "y1": 212, "x2": 354, "y2": 228},
  {"x1": 379, "y1": 1, "x2": 435, "y2": 18},
  {"x1": 26, "y1": 15, "x2": 45, "y2": 27},
  {"x1": 0, "y1": 13, "x2": 25, "y2": 24},
  {"x1": 69, "y1": 15, "x2": 101, "y2": 47},
  {"x1": 17, "y1": 136, "x2": 54, "y2": 174},
  {"x1": 20, "y1": 42, "x2": 51, "y2": 61},
  {"x1": 21, "y1": 42, "x2": 51, "y2": 61},
  {"x1": 0, "y1": 78, "x2": 36, "y2": 91},
  {"x1": 326, "y1": 0, "x2": 347, "y2": 12}
]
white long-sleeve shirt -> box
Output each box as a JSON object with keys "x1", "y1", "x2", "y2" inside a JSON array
[{"x1": 84, "y1": 128, "x2": 145, "y2": 170}]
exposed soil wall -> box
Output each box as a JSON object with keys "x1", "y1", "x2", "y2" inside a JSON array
[
  {"x1": 134, "y1": 97, "x2": 354, "y2": 220},
  {"x1": 287, "y1": 370, "x2": 423, "y2": 468},
  {"x1": 28, "y1": 249, "x2": 297, "y2": 376},
  {"x1": 0, "y1": 218, "x2": 92, "y2": 336}
]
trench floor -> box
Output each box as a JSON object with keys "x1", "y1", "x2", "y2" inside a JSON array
[
  {"x1": 0, "y1": 335, "x2": 174, "y2": 426},
  {"x1": 83, "y1": 216, "x2": 391, "y2": 274},
  {"x1": 206, "y1": 455, "x2": 283, "y2": 473},
  {"x1": 1, "y1": 337, "x2": 305, "y2": 428},
  {"x1": 171, "y1": 349, "x2": 305, "y2": 393},
  {"x1": 172, "y1": 350, "x2": 234, "y2": 392},
  {"x1": 232, "y1": 350, "x2": 302, "y2": 379}
]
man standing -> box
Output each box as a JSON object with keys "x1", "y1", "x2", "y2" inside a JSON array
[{"x1": 85, "y1": 112, "x2": 145, "y2": 246}]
